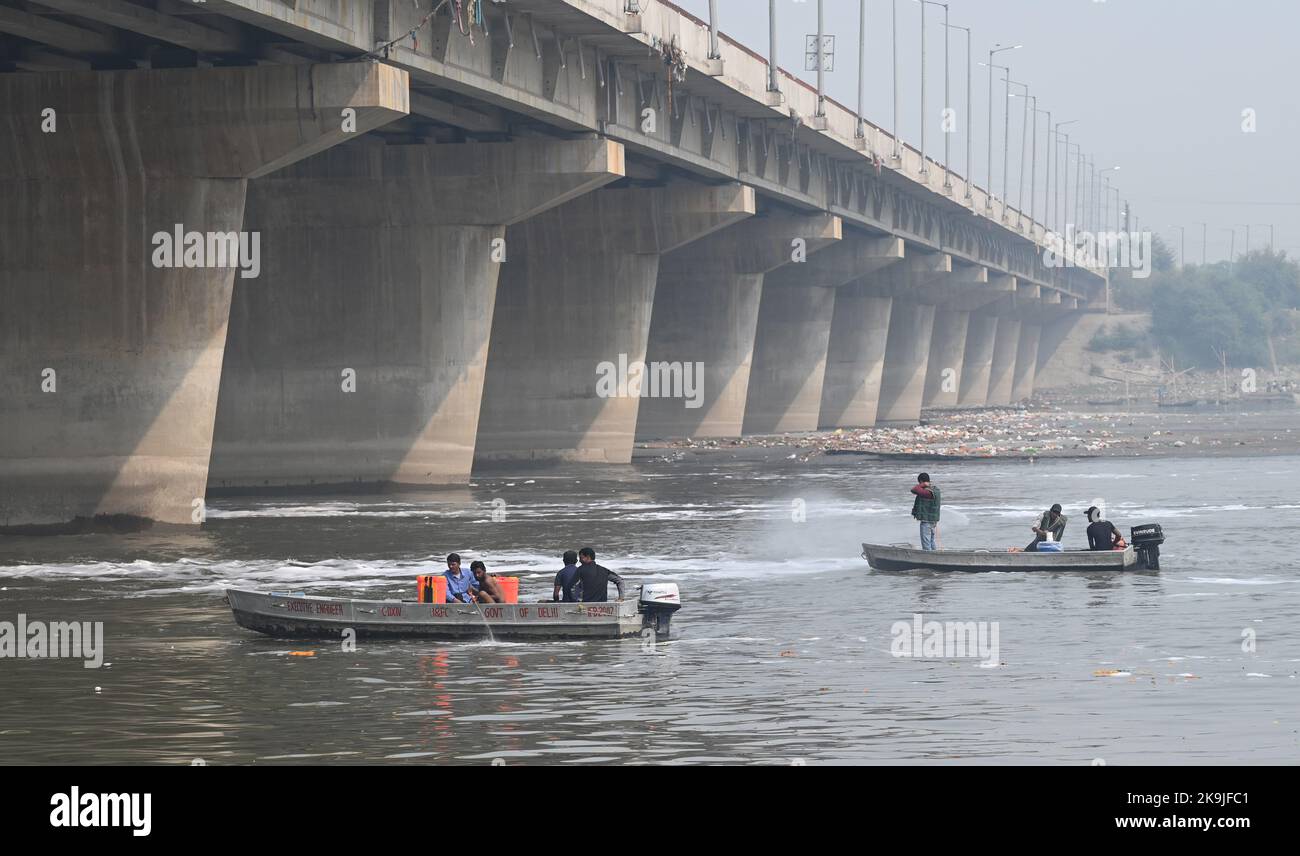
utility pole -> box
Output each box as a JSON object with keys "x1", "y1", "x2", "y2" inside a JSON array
[{"x1": 944, "y1": 23, "x2": 972, "y2": 200}]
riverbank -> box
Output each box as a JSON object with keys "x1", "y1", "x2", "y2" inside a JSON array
[{"x1": 635, "y1": 405, "x2": 1300, "y2": 463}]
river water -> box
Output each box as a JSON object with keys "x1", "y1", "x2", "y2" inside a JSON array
[{"x1": 2, "y1": 443, "x2": 1298, "y2": 765}]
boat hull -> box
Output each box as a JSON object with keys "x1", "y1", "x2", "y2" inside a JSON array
[
  {"x1": 862, "y1": 543, "x2": 1139, "y2": 572},
  {"x1": 227, "y1": 588, "x2": 647, "y2": 641}
]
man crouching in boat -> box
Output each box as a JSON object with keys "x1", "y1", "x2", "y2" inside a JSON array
[
  {"x1": 1023, "y1": 504, "x2": 1067, "y2": 552},
  {"x1": 572, "y1": 547, "x2": 626, "y2": 602},
  {"x1": 910, "y1": 472, "x2": 941, "y2": 551},
  {"x1": 469, "y1": 560, "x2": 506, "y2": 603}
]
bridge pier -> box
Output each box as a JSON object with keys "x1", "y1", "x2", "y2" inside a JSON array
[
  {"x1": 921, "y1": 309, "x2": 973, "y2": 409},
  {"x1": 873, "y1": 254, "x2": 961, "y2": 424},
  {"x1": 957, "y1": 313, "x2": 1001, "y2": 408},
  {"x1": 818, "y1": 288, "x2": 894, "y2": 428},
  {"x1": 0, "y1": 63, "x2": 407, "y2": 529},
  {"x1": 1012, "y1": 323, "x2": 1043, "y2": 403},
  {"x1": 209, "y1": 137, "x2": 623, "y2": 492},
  {"x1": 474, "y1": 183, "x2": 755, "y2": 464},
  {"x1": 986, "y1": 317, "x2": 1024, "y2": 406},
  {"x1": 746, "y1": 234, "x2": 903, "y2": 434},
  {"x1": 636, "y1": 212, "x2": 840, "y2": 440}
]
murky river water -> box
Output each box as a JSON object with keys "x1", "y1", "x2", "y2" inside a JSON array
[{"x1": 2, "y1": 437, "x2": 1299, "y2": 764}]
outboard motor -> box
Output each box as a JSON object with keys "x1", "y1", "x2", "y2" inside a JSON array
[
  {"x1": 1130, "y1": 523, "x2": 1165, "y2": 570},
  {"x1": 637, "y1": 583, "x2": 681, "y2": 640}
]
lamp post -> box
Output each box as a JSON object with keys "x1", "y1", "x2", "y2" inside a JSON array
[
  {"x1": 914, "y1": 1, "x2": 948, "y2": 181},
  {"x1": 1006, "y1": 81, "x2": 1029, "y2": 229},
  {"x1": 943, "y1": 20, "x2": 970, "y2": 196},
  {"x1": 892, "y1": 0, "x2": 900, "y2": 159},
  {"x1": 856, "y1": 0, "x2": 866, "y2": 139},
  {"x1": 1255, "y1": 223, "x2": 1275, "y2": 251},
  {"x1": 1223, "y1": 227, "x2": 1237, "y2": 265},
  {"x1": 1170, "y1": 224, "x2": 1185, "y2": 269},
  {"x1": 1031, "y1": 103, "x2": 1050, "y2": 235},
  {"x1": 767, "y1": 0, "x2": 778, "y2": 92},
  {"x1": 1195, "y1": 222, "x2": 1207, "y2": 266},
  {"x1": 815, "y1": 0, "x2": 825, "y2": 117},
  {"x1": 1054, "y1": 119, "x2": 1077, "y2": 233},
  {"x1": 1096, "y1": 165, "x2": 1118, "y2": 235},
  {"x1": 982, "y1": 44, "x2": 1020, "y2": 209},
  {"x1": 1098, "y1": 166, "x2": 1119, "y2": 232},
  {"x1": 708, "y1": 0, "x2": 720, "y2": 59}
]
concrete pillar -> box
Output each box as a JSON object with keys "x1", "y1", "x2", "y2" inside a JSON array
[
  {"x1": 986, "y1": 316, "x2": 1023, "y2": 406},
  {"x1": 743, "y1": 287, "x2": 838, "y2": 433},
  {"x1": 744, "y1": 234, "x2": 903, "y2": 434},
  {"x1": 0, "y1": 63, "x2": 407, "y2": 530},
  {"x1": 209, "y1": 138, "x2": 623, "y2": 492},
  {"x1": 474, "y1": 182, "x2": 755, "y2": 464},
  {"x1": 636, "y1": 212, "x2": 841, "y2": 440},
  {"x1": 957, "y1": 313, "x2": 999, "y2": 408},
  {"x1": 921, "y1": 309, "x2": 972, "y2": 409},
  {"x1": 1011, "y1": 322, "x2": 1042, "y2": 402},
  {"x1": 818, "y1": 288, "x2": 893, "y2": 428},
  {"x1": 876, "y1": 300, "x2": 939, "y2": 424}
]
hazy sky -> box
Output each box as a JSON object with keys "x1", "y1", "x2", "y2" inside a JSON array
[{"x1": 674, "y1": 0, "x2": 1300, "y2": 264}]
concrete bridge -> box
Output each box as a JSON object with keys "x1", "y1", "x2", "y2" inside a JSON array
[{"x1": 0, "y1": 0, "x2": 1105, "y2": 530}]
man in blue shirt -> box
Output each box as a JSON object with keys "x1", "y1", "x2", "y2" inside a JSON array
[
  {"x1": 442, "y1": 553, "x2": 478, "y2": 604},
  {"x1": 552, "y1": 550, "x2": 580, "y2": 602}
]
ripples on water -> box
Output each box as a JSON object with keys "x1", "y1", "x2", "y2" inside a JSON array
[{"x1": 1, "y1": 451, "x2": 1298, "y2": 764}]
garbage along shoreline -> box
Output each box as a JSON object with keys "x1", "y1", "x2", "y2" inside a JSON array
[{"x1": 634, "y1": 404, "x2": 1300, "y2": 464}]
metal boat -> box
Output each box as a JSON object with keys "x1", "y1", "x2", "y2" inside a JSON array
[
  {"x1": 227, "y1": 583, "x2": 682, "y2": 641},
  {"x1": 862, "y1": 543, "x2": 1138, "y2": 572},
  {"x1": 863, "y1": 523, "x2": 1166, "y2": 572}
]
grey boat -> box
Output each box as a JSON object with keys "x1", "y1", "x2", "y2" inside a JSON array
[
  {"x1": 226, "y1": 583, "x2": 682, "y2": 642},
  {"x1": 863, "y1": 523, "x2": 1166, "y2": 572},
  {"x1": 862, "y1": 543, "x2": 1139, "y2": 572}
]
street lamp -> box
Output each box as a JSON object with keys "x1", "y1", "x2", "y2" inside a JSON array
[
  {"x1": 1098, "y1": 165, "x2": 1119, "y2": 234},
  {"x1": 1031, "y1": 103, "x2": 1051, "y2": 235},
  {"x1": 912, "y1": 1, "x2": 948, "y2": 182},
  {"x1": 1194, "y1": 222, "x2": 1208, "y2": 266},
  {"x1": 943, "y1": 20, "x2": 971, "y2": 197},
  {"x1": 1169, "y1": 224, "x2": 1186, "y2": 269},
  {"x1": 982, "y1": 44, "x2": 1020, "y2": 209},
  {"x1": 1053, "y1": 119, "x2": 1078, "y2": 233},
  {"x1": 1223, "y1": 227, "x2": 1237, "y2": 265},
  {"x1": 1007, "y1": 82, "x2": 1030, "y2": 229}
]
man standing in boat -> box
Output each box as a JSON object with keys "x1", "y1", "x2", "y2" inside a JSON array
[
  {"x1": 910, "y1": 473, "x2": 941, "y2": 551},
  {"x1": 572, "y1": 547, "x2": 626, "y2": 602}
]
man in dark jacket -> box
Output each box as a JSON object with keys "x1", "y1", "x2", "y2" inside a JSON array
[
  {"x1": 910, "y1": 473, "x2": 941, "y2": 551},
  {"x1": 572, "y1": 547, "x2": 626, "y2": 602},
  {"x1": 1025, "y1": 504, "x2": 1068, "y2": 551}
]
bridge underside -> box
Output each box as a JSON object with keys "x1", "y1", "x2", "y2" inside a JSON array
[{"x1": 0, "y1": 0, "x2": 1105, "y2": 529}]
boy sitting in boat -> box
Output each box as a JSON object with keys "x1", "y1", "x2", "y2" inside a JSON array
[
  {"x1": 469, "y1": 561, "x2": 507, "y2": 603},
  {"x1": 1085, "y1": 506, "x2": 1127, "y2": 551},
  {"x1": 443, "y1": 553, "x2": 478, "y2": 604}
]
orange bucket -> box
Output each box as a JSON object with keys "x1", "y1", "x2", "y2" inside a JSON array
[{"x1": 494, "y1": 575, "x2": 519, "y2": 604}]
